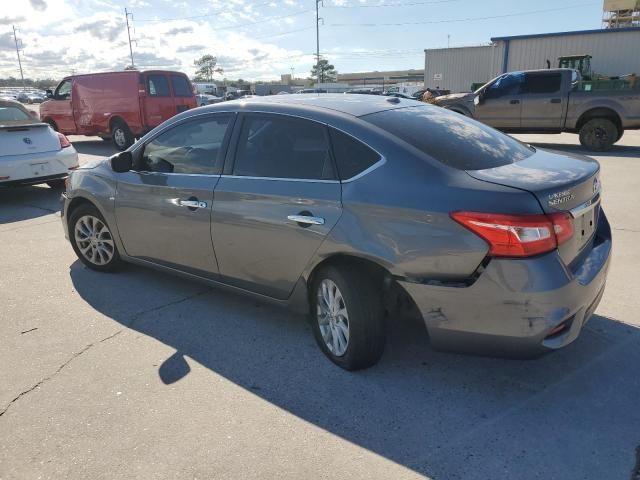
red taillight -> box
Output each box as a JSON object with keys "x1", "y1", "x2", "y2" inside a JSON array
[
  {"x1": 549, "y1": 212, "x2": 573, "y2": 246},
  {"x1": 451, "y1": 211, "x2": 574, "y2": 258},
  {"x1": 57, "y1": 132, "x2": 71, "y2": 149}
]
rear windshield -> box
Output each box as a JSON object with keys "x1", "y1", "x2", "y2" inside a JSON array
[
  {"x1": 0, "y1": 106, "x2": 30, "y2": 122},
  {"x1": 362, "y1": 105, "x2": 534, "y2": 170}
]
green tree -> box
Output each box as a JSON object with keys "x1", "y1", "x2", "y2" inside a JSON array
[
  {"x1": 193, "y1": 54, "x2": 219, "y2": 82},
  {"x1": 310, "y1": 57, "x2": 337, "y2": 83}
]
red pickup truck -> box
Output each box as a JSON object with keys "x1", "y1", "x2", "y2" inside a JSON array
[{"x1": 40, "y1": 70, "x2": 197, "y2": 150}]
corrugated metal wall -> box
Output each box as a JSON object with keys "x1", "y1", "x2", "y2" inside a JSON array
[
  {"x1": 424, "y1": 45, "x2": 504, "y2": 92},
  {"x1": 424, "y1": 29, "x2": 640, "y2": 92},
  {"x1": 506, "y1": 30, "x2": 640, "y2": 76}
]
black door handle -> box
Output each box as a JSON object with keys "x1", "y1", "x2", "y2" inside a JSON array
[
  {"x1": 509, "y1": 99, "x2": 520, "y2": 105},
  {"x1": 550, "y1": 98, "x2": 562, "y2": 104}
]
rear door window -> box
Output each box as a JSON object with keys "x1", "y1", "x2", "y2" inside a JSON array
[
  {"x1": 171, "y1": 75, "x2": 192, "y2": 97},
  {"x1": 147, "y1": 75, "x2": 170, "y2": 97},
  {"x1": 232, "y1": 114, "x2": 335, "y2": 180},
  {"x1": 329, "y1": 128, "x2": 380, "y2": 180},
  {"x1": 522, "y1": 73, "x2": 562, "y2": 94},
  {"x1": 362, "y1": 105, "x2": 534, "y2": 170}
]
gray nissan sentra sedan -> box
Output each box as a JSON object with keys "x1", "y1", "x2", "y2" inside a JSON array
[{"x1": 61, "y1": 94, "x2": 611, "y2": 370}]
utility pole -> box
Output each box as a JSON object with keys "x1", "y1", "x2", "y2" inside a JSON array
[
  {"x1": 125, "y1": 8, "x2": 135, "y2": 68},
  {"x1": 315, "y1": 0, "x2": 321, "y2": 84},
  {"x1": 12, "y1": 26, "x2": 26, "y2": 91},
  {"x1": 447, "y1": 34, "x2": 450, "y2": 48}
]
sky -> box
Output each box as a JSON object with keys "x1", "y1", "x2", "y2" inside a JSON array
[{"x1": 0, "y1": 0, "x2": 609, "y2": 81}]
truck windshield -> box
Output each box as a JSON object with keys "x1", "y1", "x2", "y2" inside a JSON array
[{"x1": 361, "y1": 105, "x2": 534, "y2": 170}]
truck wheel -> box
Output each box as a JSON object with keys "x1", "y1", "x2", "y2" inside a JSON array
[
  {"x1": 111, "y1": 120, "x2": 134, "y2": 151},
  {"x1": 44, "y1": 119, "x2": 58, "y2": 131},
  {"x1": 579, "y1": 118, "x2": 618, "y2": 151},
  {"x1": 310, "y1": 265, "x2": 385, "y2": 370}
]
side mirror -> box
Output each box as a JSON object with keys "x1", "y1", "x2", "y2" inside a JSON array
[
  {"x1": 111, "y1": 151, "x2": 133, "y2": 173},
  {"x1": 29, "y1": 110, "x2": 39, "y2": 119},
  {"x1": 46, "y1": 90, "x2": 53, "y2": 98}
]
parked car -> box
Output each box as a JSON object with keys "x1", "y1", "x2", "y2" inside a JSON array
[
  {"x1": 224, "y1": 90, "x2": 253, "y2": 100},
  {"x1": 15, "y1": 91, "x2": 30, "y2": 103},
  {"x1": 412, "y1": 88, "x2": 451, "y2": 100},
  {"x1": 296, "y1": 88, "x2": 328, "y2": 94},
  {"x1": 345, "y1": 88, "x2": 381, "y2": 95},
  {"x1": 432, "y1": 68, "x2": 640, "y2": 150},
  {"x1": 40, "y1": 70, "x2": 197, "y2": 151},
  {"x1": 61, "y1": 94, "x2": 611, "y2": 370},
  {"x1": 195, "y1": 94, "x2": 217, "y2": 106},
  {"x1": 26, "y1": 93, "x2": 46, "y2": 104},
  {"x1": 384, "y1": 92, "x2": 414, "y2": 99},
  {"x1": 0, "y1": 100, "x2": 78, "y2": 188}
]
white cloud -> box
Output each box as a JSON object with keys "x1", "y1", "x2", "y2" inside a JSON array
[{"x1": 0, "y1": 0, "x2": 314, "y2": 81}]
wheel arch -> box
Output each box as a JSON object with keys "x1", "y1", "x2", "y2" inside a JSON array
[
  {"x1": 576, "y1": 107, "x2": 622, "y2": 133},
  {"x1": 108, "y1": 115, "x2": 128, "y2": 131},
  {"x1": 302, "y1": 253, "x2": 422, "y2": 322},
  {"x1": 43, "y1": 117, "x2": 58, "y2": 131}
]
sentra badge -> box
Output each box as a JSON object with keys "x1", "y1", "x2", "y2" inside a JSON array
[{"x1": 548, "y1": 189, "x2": 575, "y2": 207}]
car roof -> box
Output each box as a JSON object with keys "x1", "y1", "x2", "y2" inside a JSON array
[{"x1": 203, "y1": 93, "x2": 420, "y2": 117}]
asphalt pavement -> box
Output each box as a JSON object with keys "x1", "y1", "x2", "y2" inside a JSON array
[{"x1": 1, "y1": 131, "x2": 639, "y2": 480}]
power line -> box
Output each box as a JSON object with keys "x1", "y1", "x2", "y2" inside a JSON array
[
  {"x1": 134, "y1": 1, "x2": 275, "y2": 22},
  {"x1": 326, "y1": 0, "x2": 462, "y2": 8},
  {"x1": 328, "y1": 3, "x2": 598, "y2": 27}
]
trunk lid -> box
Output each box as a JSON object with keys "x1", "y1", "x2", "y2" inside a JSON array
[
  {"x1": 466, "y1": 147, "x2": 601, "y2": 265},
  {"x1": 0, "y1": 123, "x2": 60, "y2": 156}
]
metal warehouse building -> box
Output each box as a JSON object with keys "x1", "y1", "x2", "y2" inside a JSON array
[{"x1": 424, "y1": 27, "x2": 640, "y2": 92}]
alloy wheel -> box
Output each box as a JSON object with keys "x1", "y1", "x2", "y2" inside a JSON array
[
  {"x1": 113, "y1": 128, "x2": 126, "y2": 149},
  {"x1": 74, "y1": 215, "x2": 115, "y2": 266},
  {"x1": 317, "y1": 279, "x2": 350, "y2": 356}
]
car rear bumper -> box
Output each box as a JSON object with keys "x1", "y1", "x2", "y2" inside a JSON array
[
  {"x1": 0, "y1": 148, "x2": 79, "y2": 186},
  {"x1": 399, "y1": 211, "x2": 612, "y2": 357}
]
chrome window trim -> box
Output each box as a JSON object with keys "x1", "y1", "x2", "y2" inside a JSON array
[
  {"x1": 327, "y1": 124, "x2": 386, "y2": 183},
  {"x1": 128, "y1": 170, "x2": 222, "y2": 178},
  {"x1": 340, "y1": 157, "x2": 386, "y2": 183},
  {"x1": 131, "y1": 108, "x2": 387, "y2": 183},
  {"x1": 219, "y1": 175, "x2": 339, "y2": 184}
]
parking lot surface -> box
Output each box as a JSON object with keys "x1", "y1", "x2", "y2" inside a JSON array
[{"x1": 1, "y1": 132, "x2": 639, "y2": 480}]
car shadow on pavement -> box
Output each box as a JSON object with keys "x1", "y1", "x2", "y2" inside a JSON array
[
  {"x1": 528, "y1": 142, "x2": 640, "y2": 158},
  {"x1": 0, "y1": 184, "x2": 62, "y2": 224},
  {"x1": 69, "y1": 261, "x2": 640, "y2": 480}
]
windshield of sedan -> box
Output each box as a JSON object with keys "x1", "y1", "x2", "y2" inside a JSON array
[
  {"x1": 0, "y1": 106, "x2": 31, "y2": 122},
  {"x1": 361, "y1": 105, "x2": 534, "y2": 170}
]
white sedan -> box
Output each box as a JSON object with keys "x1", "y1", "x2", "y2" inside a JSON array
[{"x1": 0, "y1": 100, "x2": 78, "y2": 188}]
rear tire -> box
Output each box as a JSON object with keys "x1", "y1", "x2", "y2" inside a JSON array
[
  {"x1": 310, "y1": 266, "x2": 385, "y2": 370},
  {"x1": 579, "y1": 118, "x2": 618, "y2": 151},
  {"x1": 44, "y1": 119, "x2": 58, "y2": 132},
  {"x1": 69, "y1": 204, "x2": 122, "y2": 273},
  {"x1": 111, "y1": 120, "x2": 134, "y2": 151}
]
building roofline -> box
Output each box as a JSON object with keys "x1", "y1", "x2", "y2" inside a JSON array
[{"x1": 491, "y1": 26, "x2": 640, "y2": 42}]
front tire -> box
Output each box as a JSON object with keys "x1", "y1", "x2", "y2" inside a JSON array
[
  {"x1": 579, "y1": 118, "x2": 618, "y2": 151},
  {"x1": 310, "y1": 266, "x2": 385, "y2": 370},
  {"x1": 69, "y1": 204, "x2": 122, "y2": 272},
  {"x1": 111, "y1": 120, "x2": 134, "y2": 151}
]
